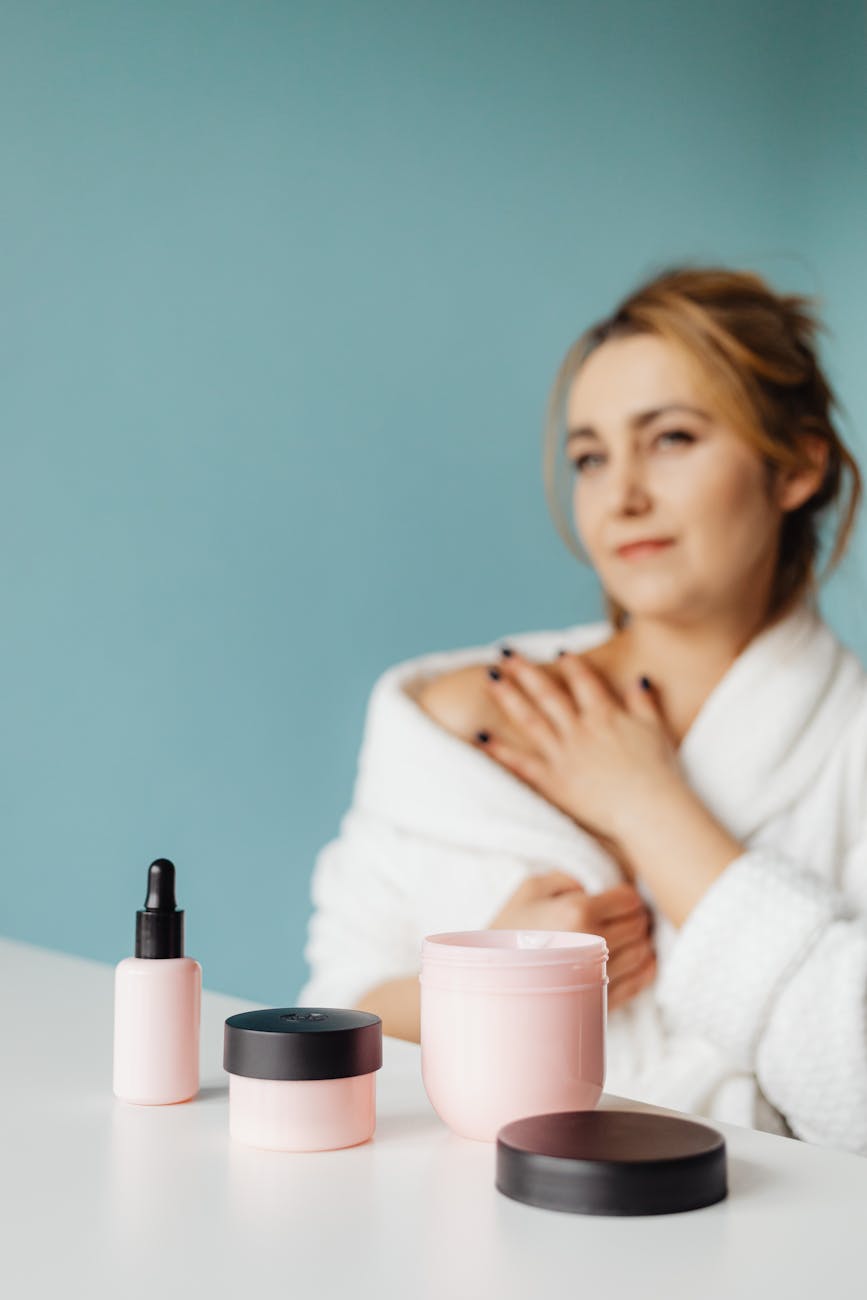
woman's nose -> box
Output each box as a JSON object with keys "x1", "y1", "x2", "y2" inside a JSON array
[{"x1": 606, "y1": 454, "x2": 653, "y2": 513}]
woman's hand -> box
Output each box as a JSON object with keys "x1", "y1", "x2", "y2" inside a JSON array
[
  {"x1": 478, "y1": 650, "x2": 685, "y2": 847},
  {"x1": 480, "y1": 651, "x2": 745, "y2": 927},
  {"x1": 488, "y1": 870, "x2": 657, "y2": 1012}
]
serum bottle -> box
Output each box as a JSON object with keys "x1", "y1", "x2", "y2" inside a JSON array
[{"x1": 113, "y1": 858, "x2": 202, "y2": 1105}]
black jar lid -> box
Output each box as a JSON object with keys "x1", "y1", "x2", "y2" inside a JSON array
[
  {"x1": 223, "y1": 1008, "x2": 383, "y2": 1081},
  {"x1": 496, "y1": 1109, "x2": 727, "y2": 1216}
]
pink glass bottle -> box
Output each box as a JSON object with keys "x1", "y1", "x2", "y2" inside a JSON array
[{"x1": 113, "y1": 858, "x2": 201, "y2": 1105}]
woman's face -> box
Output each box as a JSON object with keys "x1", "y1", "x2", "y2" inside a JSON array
[{"x1": 566, "y1": 332, "x2": 783, "y2": 624}]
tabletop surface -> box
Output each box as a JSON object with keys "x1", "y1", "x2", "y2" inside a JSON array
[{"x1": 2, "y1": 936, "x2": 866, "y2": 1299}]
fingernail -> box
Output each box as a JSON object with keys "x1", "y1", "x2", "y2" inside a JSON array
[
  {"x1": 499, "y1": 645, "x2": 514, "y2": 657},
  {"x1": 475, "y1": 730, "x2": 490, "y2": 744},
  {"x1": 487, "y1": 667, "x2": 501, "y2": 681},
  {"x1": 639, "y1": 675, "x2": 652, "y2": 691},
  {"x1": 556, "y1": 649, "x2": 566, "y2": 658}
]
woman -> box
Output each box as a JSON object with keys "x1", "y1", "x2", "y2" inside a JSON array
[{"x1": 298, "y1": 265, "x2": 867, "y2": 1154}]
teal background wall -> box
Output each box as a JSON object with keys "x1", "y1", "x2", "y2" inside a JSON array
[{"x1": 1, "y1": 1, "x2": 864, "y2": 1002}]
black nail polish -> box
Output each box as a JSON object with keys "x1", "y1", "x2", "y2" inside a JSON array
[
  {"x1": 499, "y1": 645, "x2": 514, "y2": 657},
  {"x1": 487, "y1": 667, "x2": 501, "y2": 681},
  {"x1": 640, "y1": 675, "x2": 652, "y2": 691},
  {"x1": 476, "y1": 730, "x2": 490, "y2": 744}
]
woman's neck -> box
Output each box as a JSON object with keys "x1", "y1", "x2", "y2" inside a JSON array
[{"x1": 597, "y1": 598, "x2": 798, "y2": 747}]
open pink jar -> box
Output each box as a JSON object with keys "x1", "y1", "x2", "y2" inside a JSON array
[
  {"x1": 420, "y1": 930, "x2": 608, "y2": 1142},
  {"x1": 223, "y1": 1008, "x2": 382, "y2": 1151}
]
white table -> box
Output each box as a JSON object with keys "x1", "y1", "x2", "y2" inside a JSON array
[{"x1": 2, "y1": 937, "x2": 866, "y2": 1299}]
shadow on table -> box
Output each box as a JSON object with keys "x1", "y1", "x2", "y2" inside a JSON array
[
  {"x1": 726, "y1": 1154, "x2": 778, "y2": 1198},
  {"x1": 196, "y1": 1083, "x2": 230, "y2": 1102},
  {"x1": 374, "y1": 1109, "x2": 443, "y2": 1142}
]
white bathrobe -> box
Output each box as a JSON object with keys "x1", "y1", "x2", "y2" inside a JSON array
[{"x1": 297, "y1": 597, "x2": 867, "y2": 1155}]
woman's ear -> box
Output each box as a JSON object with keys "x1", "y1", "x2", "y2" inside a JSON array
[{"x1": 775, "y1": 431, "x2": 830, "y2": 513}]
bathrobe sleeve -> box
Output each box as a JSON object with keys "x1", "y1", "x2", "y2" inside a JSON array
[
  {"x1": 295, "y1": 805, "x2": 424, "y2": 1008},
  {"x1": 654, "y1": 830, "x2": 867, "y2": 1155},
  {"x1": 294, "y1": 624, "x2": 625, "y2": 1010}
]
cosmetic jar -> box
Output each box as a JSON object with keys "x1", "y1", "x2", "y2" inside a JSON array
[
  {"x1": 420, "y1": 930, "x2": 607, "y2": 1142},
  {"x1": 223, "y1": 1008, "x2": 383, "y2": 1151}
]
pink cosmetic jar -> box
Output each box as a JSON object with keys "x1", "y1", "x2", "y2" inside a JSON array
[
  {"x1": 420, "y1": 930, "x2": 608, "y2": 1142},
  {"x1": 223, "y1": 1008, "x2": 383, "y2": 1151}
]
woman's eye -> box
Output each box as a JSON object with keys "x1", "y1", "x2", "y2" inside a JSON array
[
  {"x1": 657, "y1": 429, "x2": 695, "y2": 447},
  {"x1": 570, "y1": 452, "x2": 604, "y2": 473},
  {"x1": 569, "y1": 430, "x2": 696, "y2": 475}
]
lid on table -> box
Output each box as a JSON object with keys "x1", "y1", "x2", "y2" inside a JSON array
[
  {"x1": 496, "y1": 1109, "x2": 727, "y2": 1216},
  {"x1": 223, "y1": 1008, "x2": 383, "y2": 1081}
]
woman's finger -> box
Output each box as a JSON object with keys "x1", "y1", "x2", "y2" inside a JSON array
[
  {"x1": 625, "y1": 673, "x2": 679, "y2": 748},
  {"x1": 483, "y1": 670, "x2": 563, "y2": 752},
  {"x1": 473, "y1": 732, "x2": 548, "y2": 788},
  {"x1": 597, "y1": 909, "x2": 650, "y2": 950},
  {"x1": 557, "y1": 653, "x2": 622, "y2": 717},
  {"x1": 608, "y1": 952, "x2": 657, "y2": 1011},
  {"x1": 606, "y1": 937, "x2": 655, "y2": 985},
  {"x1": 586, "y1": 883, "x2": 648, "y2": 923},
  {"x1": 492, "y1": 655, "x2": 580, "y2": 739},
  {"x1": 526, "y1": 870, "x2": 588, "y2": 898}
]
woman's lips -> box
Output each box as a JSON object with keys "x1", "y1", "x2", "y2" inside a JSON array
[{"x1": 616, "y1": 539, "x2": 676, "y2": 559}]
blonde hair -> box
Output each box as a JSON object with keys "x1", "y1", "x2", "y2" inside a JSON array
[{"x1": 542, "y1": 264, "x2": 863, "y2": 630}]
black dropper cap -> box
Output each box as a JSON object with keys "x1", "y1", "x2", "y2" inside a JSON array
[{"x1": 135, "y1": 858, "x2": 185, "y2": 959}]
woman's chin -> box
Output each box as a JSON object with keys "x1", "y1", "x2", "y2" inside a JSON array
[{"x1": 607, "y1": 583, "x2": 700, "y2": 623}]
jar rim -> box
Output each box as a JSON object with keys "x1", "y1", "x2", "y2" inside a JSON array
[
  {"x1": 422, "y1": 929, "x2": 607, "y2": 966},
  {"x1": 419, "y1": 976, "x2": 608, "y2": 994}
]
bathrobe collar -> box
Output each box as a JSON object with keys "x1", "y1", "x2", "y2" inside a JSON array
[{"x1": 352, "y1": 597, "x2": 866, "y2": 868}]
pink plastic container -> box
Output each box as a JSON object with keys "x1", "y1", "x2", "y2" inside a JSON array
[
  {"x1": 223, "y1": 1008, "x2": 382, "y2": 1152},
  {"x1": 420, "y1": 930, "x2": 608, "y2": 1142}
]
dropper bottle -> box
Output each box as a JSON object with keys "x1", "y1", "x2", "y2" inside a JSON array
[{"x1": 113, "y1": 858, "x2": 202, "y2": 1104}]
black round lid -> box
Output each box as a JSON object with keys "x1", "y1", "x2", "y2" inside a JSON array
[
  {"x1": 223, "y1": 1008, "x2": 383, "y2": 1081},
  {"x1": 496, "y1": 1109, "x2": 727, "y2": 1216}
]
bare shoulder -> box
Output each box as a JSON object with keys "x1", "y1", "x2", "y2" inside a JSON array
[
  {"x1": 415, "y1": 664, "x2": 496, "y2": 744},
  {"x1": 414, "y1": 638, "x2": 620, "y2": 748}
]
